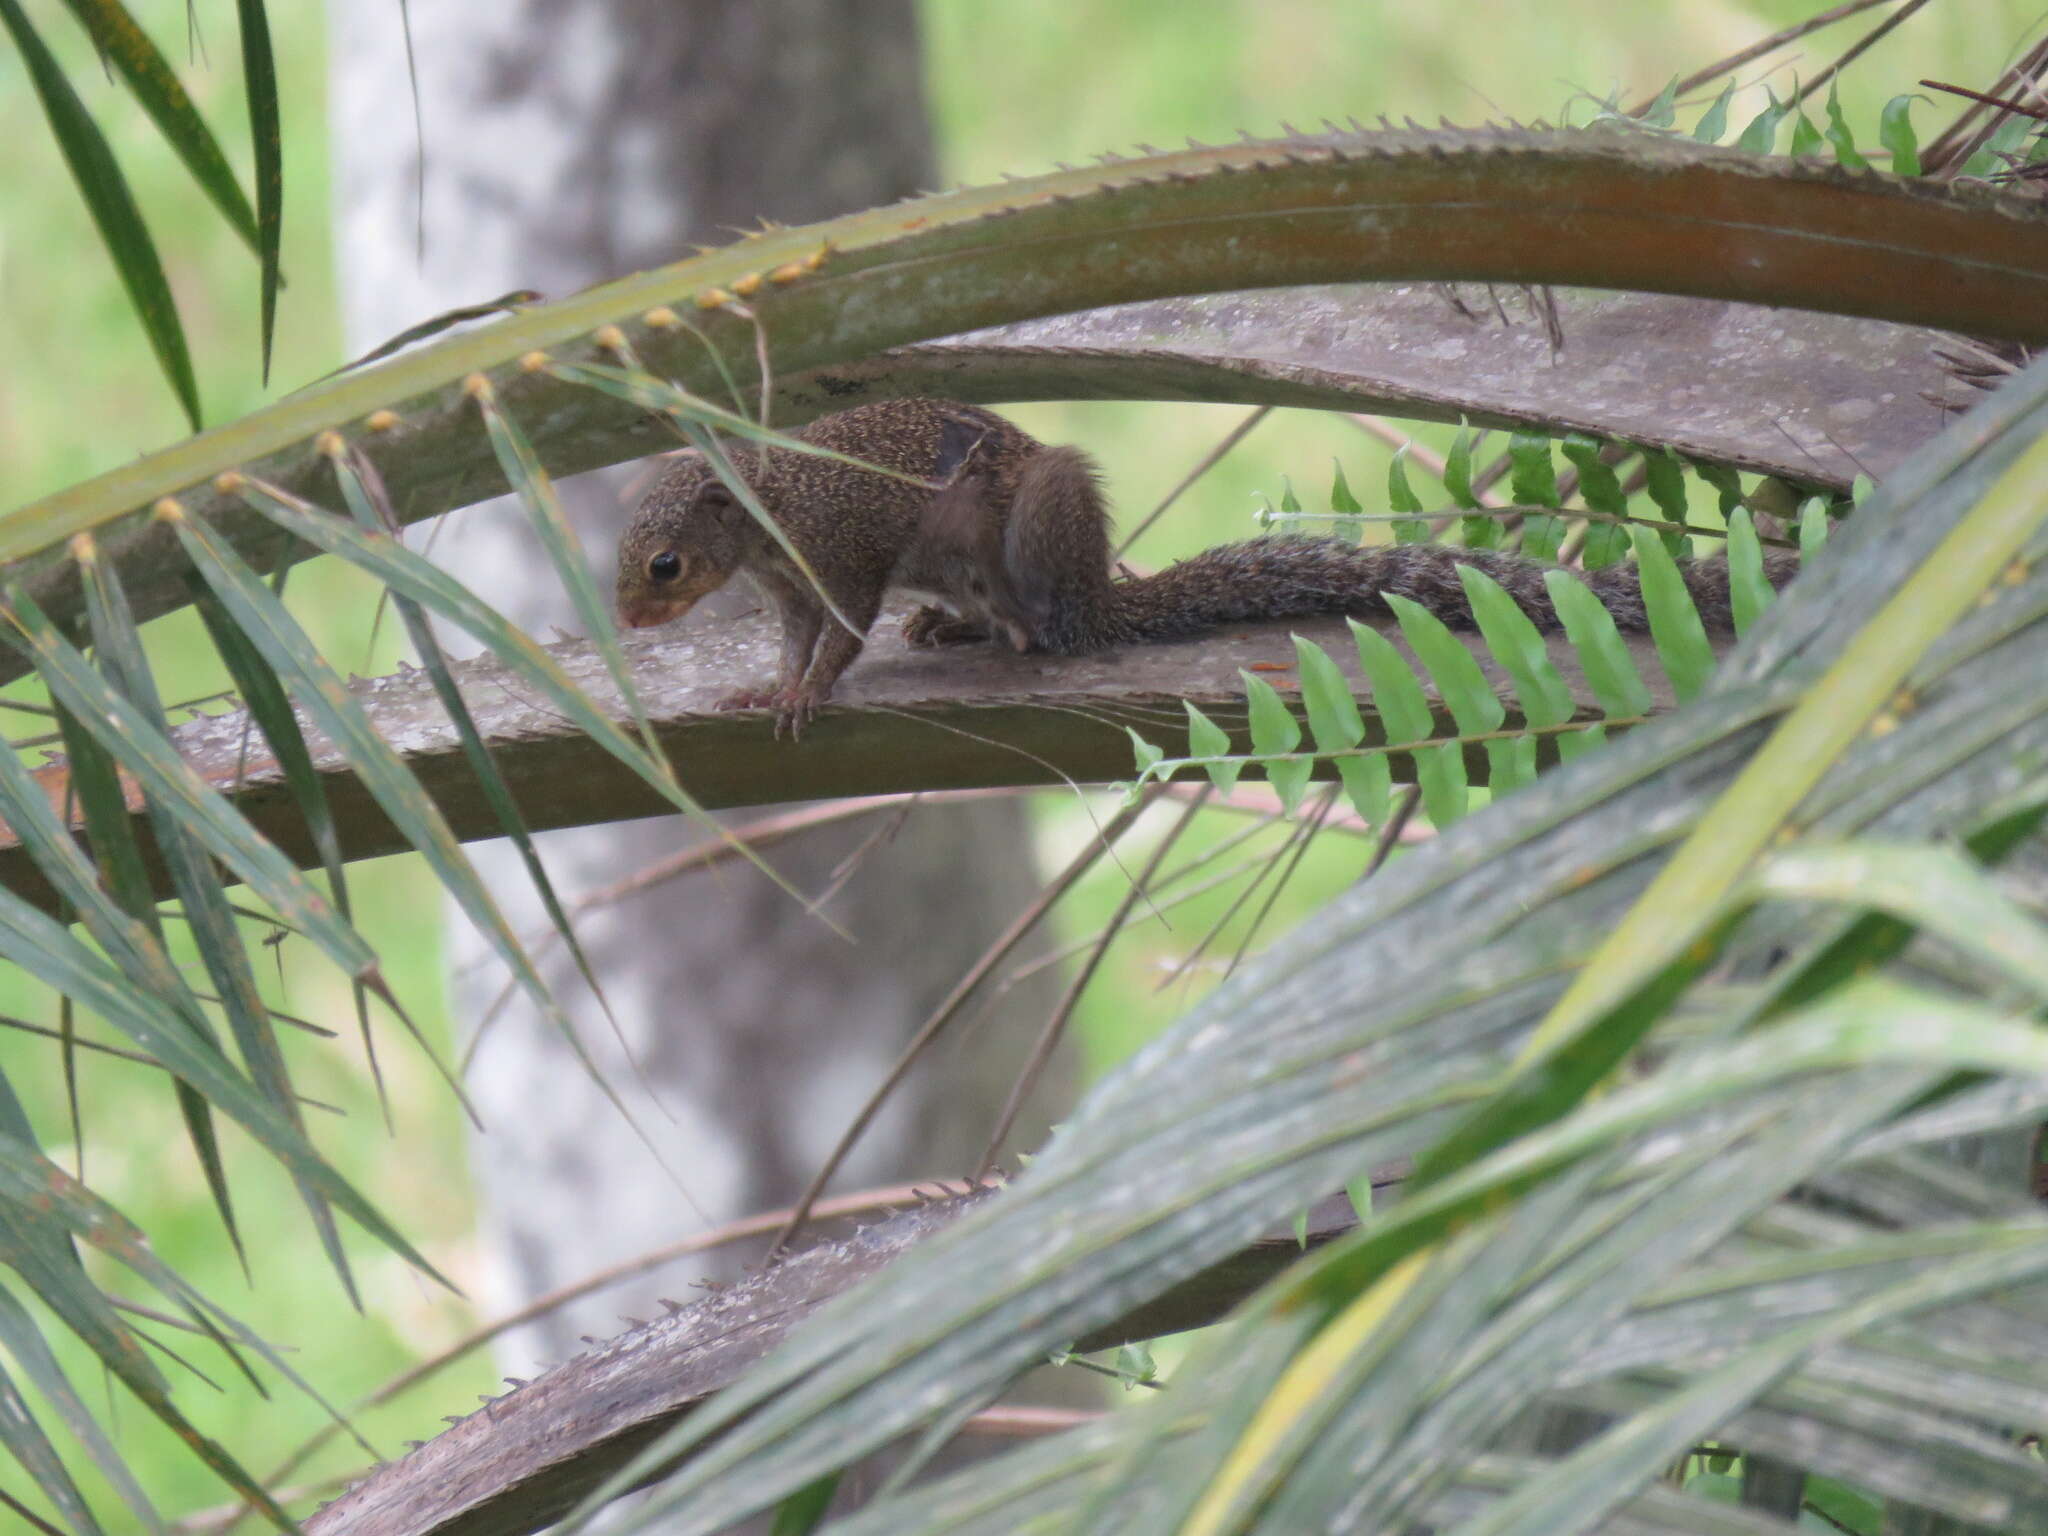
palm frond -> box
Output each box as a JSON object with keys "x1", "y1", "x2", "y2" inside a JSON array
[{"x1": 537, "y1": 351, "x2": 2048, "y2": 1535}]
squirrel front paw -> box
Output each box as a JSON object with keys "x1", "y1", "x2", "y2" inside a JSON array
[
  {"x1": 773, "y1": 682, "x2": 831, "y2": 740},
  {"x1": 713, "y1": 684, "x2": 827, "y2": 740},
  {"x1": 902, "y1": 606, "x2": 989, "y2": 648}
]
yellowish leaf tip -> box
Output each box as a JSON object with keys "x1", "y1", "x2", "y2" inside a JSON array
[
  {"x1": 67, "y1": 533, "x2": 95, "y2": 563},
  {"x1": 151, "y1": 496, "x2": 185, "y2": 523},
  {"x1": 594, "y1": 324, "x2": 629, "y2": 354},
  {"x1": 643, "y1": 306, "x2": 679, "y2": 329},
  {"x1": 463, "y1": 373, "x2": 493, "y2": 400},
  {"x1": 731, "y1": 271, "x2": 762, "y2": 298},
  {"x1": 213, "y1": 471, "x2": 246, "y2": 494},
  {"x1": 696, "y1": 287, "x2": 734, "y2": 310},
  {"x1": 366, "y1": 409, "x2": 401, "y2": 432},
  {"x1": 519, "y1": 350, "x2": 550, "y2": 373},
  {"x1": 315, "y1": 430, "x2": 346, "y2": 458},
  {"x1": 768, "y1": 261, "x2": 806, "y2": 285}
]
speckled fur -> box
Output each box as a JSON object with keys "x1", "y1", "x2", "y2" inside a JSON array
[
  {"x1": 617, "y1": 399, "x2": 1796, "y2": 729},
  {"x1": 912, "y1": 425, "x2": 1037, "y2": 652},
  {"x1": 1106, "y1": 536, "x2": 1797, "y2": 643},
  {"x1": 617, "y1": 399, "x2": 1045, "y2": 730}
]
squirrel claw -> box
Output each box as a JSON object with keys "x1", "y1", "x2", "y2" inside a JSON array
[
  {"x1": 713, "y1": 685, "x2": 826, "y2": 738},
  {"x1": 773, "y1": 684, "x2": 828, "y2": 740}
]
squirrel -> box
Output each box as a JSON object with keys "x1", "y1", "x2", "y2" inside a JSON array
[{"x1": 615, "y1": 398, "x2": 1799, "y2": 737}]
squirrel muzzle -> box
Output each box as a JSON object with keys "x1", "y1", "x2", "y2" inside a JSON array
[
  {"x1": 619, "y1": 594, "x2": 693, "y2": 629},
  {"x1": 618, "y1": 548, "x2": 733, "y2": 628}
]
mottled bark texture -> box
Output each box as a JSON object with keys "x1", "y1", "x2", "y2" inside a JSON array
[{"x1": 330, "y1": 1, "x2": 1065, "y2": 1374}]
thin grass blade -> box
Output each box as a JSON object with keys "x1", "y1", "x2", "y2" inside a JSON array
[
  {"x1": 0, "y1": 1283, "x2": 158, "y2": 1534},
  {"x1": 542, "y1": 358, "x2": 935, "y2": 485},
  {"x1": 0, "y1": 0, "x2": 198, "y2": 428},
  {"x1": 185, "y1": 574, "x2": 383, "y2": 1115},
  {"x1": 330, "y1": 288, "x2": 540, "y2": 376},
  {"x1": 0, "y1": 1202, "x2": 290, "y2": 1527},
  {"x1": 469, "y1": 376, "x2": 673, "y2": 766},
  {"x1": 1746, "y1": 840, "x2": 2048, "y2": 1002},
  {"x1": 0, "y1": 1350, "x2": 108, "y2": 1536},
  {"x1": 1458, "y1": 1233, "x2": 2048, "y2": 1536},
  {"x1": 56, "y1": 0, "x2": 259, "y2": 252},
  {"x1": 1206, "y1": 1079, "x2": 1898, "y2": 1536},
  {"x1": 322, "y1": 447, "x2": 627, "y2": 1066},
  {"x1": 230, "y1": 0, "x2": 280, "y2": 380},
  {"x1": 0, "y1": 884, "x2": 441, "y2": 1286},
  {"x1": 1464, "y1": 424, "x2": 2048, "y2": 1196},
  {"x1": 0, "y1": 582, "x2": 378, "y2": 982},
  {"x1": 246, "y1": 457, "x2": 810, "y2": 906},
  {"x1": 74, "y1": 538, "x2": 356, "y2": 1300},
  {"x1": 46, "y1": 699, "x2": 242, "y2": 1268},
  {"x1": 1295, "y1": 978, "x2": 2048, "y2": 1328},
  {"x1": 170, "y1": 499, "x2": 696, "y2": 1186}
]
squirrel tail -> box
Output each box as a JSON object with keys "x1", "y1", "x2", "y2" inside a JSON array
[
  {"x1": 1106, "y1": 537, "x2": 1798, "y2": 642},
  {"x1": 995, "y1": 436, "x2": 1800, "y2": 649}
]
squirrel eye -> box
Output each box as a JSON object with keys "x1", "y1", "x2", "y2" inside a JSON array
[{"x1": 648, "y1": 551, "x2": 682, "y2": 583}]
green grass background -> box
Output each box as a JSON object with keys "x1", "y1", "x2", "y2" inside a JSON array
[{"x1": 1, "y1": 0, "x2": 2042, "y2": 1520}]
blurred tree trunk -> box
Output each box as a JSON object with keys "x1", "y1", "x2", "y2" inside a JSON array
[{"x1": 329, "y1": 0, "x2": 1063, "y2": 1374}]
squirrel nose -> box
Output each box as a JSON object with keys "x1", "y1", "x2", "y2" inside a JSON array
[{"x1": 621, "y1": 597, "x2": 686, "y2": 629}]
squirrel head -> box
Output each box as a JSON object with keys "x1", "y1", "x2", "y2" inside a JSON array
[{"x1": 615, "y1": 450, "x2": 755, "y2": 628}]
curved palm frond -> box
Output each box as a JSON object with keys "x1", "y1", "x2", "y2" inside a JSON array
[{"x1": 3, "y1": 89, "x2": 2048, "y2": 1531}]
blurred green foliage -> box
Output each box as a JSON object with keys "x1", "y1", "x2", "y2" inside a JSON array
[
  {"x1": 924, "y1": 0, "x2": 2048, "y2": 1089},
  {"x1": 0, "y1": 3, "x2": 490, "y2": 1520},
  {"x1": 0, "y1": 0, "x2": 2041, "y2": 1520}
]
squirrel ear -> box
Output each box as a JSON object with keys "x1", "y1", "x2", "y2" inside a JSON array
[
  {"x1": 698, "y1": 480, "x2": 741, "y2": 523},
  {"x1": 935, "y1": 414, "x2": 989, "y2": 480}
]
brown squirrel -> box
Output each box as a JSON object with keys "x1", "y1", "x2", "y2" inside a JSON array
[{"x1": 616, "y1": 398, "x2": 1798, "y2": 736}]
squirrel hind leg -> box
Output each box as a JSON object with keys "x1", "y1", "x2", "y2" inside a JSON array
[{"x1": 902, "y1": 605, "x2": 990, "y2": 647}]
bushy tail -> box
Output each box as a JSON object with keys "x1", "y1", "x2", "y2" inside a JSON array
[{"x1": 1106, "y1": 536, "x2": 1797, "y2": 642}]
